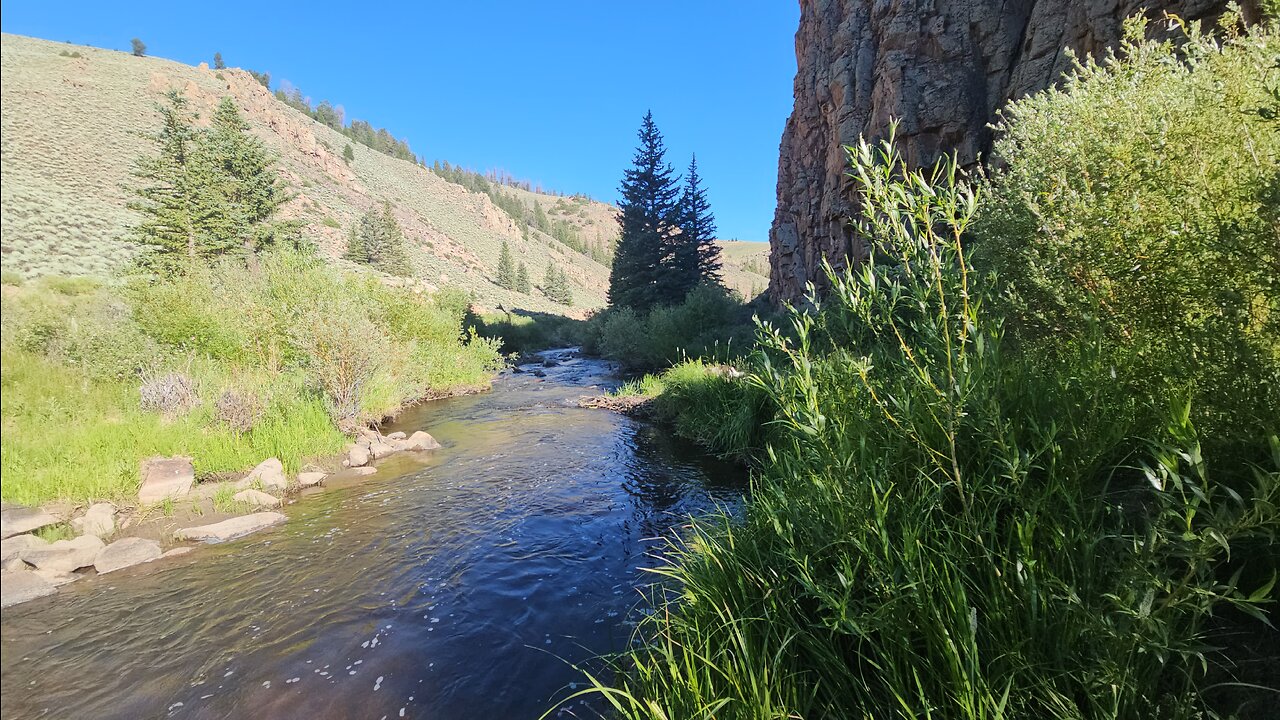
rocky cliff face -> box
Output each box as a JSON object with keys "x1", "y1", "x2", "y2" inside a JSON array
[{"x1": 768, "y1": 0, "x2": 1243, "y2": 303}]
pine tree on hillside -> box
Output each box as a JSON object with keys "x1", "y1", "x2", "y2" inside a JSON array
[
  {"x1": 343, "y1": 144, "x2": 355, "y2": 165},
  {"x1": 497, "y1": 240, "x2": 516, "y2": 290},
  {"x1": 344, "y1": 225, "x2": 368, "y2": 264},
  {"x1": 346, "y1": 202, "x2": 410, "y2": 276},
  {"x1": 675, "y1": 154, "x2": 722, "y2": 290},
  {"x1": 609, "y1": 111, "x2": 681, "y2": 311},
  {"x1": 204, "y1": 97, "x2": 300, "y2": 266},
  {"x1": 544, "y1": 262, "x2": 573, "y2": 306},
  {"x1": 516, "y1": 261, "x2": 531, "y2": 294},
  {"x1": 213, "y1": 52, "x2": 226, "y2": 70},
  {"x1": 131, "y1": 38, "x2": 146, "y2": 57}
]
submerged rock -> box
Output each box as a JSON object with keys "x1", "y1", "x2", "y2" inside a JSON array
[
  {"x1": 1, "y1": 533, "x2": 47, "y2": 563},
  {"x1": 368, "y1": 441, "x2": 397, "y2": 460},
  {"x1": 351, "y1": 467, "x2": 377, "y2": 477},
  {"x1": 233, "y1": 489, "x2": 281, "y2": 508},
  {"x1": 138, "y1": 456, "x2": 195, "y2": 504},
  {"x1": 0, "y1": 570, "x2": 57, "y2": 607},
  {"x1": 1, "y1": 506, "x2": 59, "y2": 539},
  {"x1": 21, "y1": 534, "x2": 104, "y2": 572},
  {"x1": 385, "y1": 431, "x2": 407, "y2": 441},
  {"x1": 161, "y1": 546, "x2": 194, "y2": 559},
  {"x1": 71, "y1": 503, "x2": 117, "y2": 537},
  {"x1": 236, "y1": 458, "x2": 287, "y2": 491},
  {"x1": 402, "y1": 431, "x2": 442, "y2": 451},
  {"x1": 33, "y1": 567, "x2": 80, "y2": 587},
  {"x1": 95, "y1": 537, "x2": 163, "y2": 574},
  {"x1": 174, "y1": 512, "x2": 286, "y2": 543}
]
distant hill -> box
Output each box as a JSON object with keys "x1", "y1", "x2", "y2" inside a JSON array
[
  {"x1": 0, "y1": 33, "x2": 769, "y2": 312},
  {"x1": 717, "y1": 240, "x2": 770, "y2": 300}
]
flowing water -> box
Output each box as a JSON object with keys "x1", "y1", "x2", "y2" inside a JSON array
[{"x1": 0, "y1": 350, "x2": 745, "y2": 719}]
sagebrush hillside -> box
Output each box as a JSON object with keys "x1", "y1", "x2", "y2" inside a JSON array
[
  {"x1": 0, "y1": 34, "x2": 770, "y2": 311},
  {"x1": 1, "y1": 34, "x2": 621, "y2": 312}
]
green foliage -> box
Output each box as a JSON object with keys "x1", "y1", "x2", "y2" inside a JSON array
[
  {"x1": 130, "y1": 38, "x2": 145, "y2": 57},
  {"x1": 212, "y1": 51, "x2": 225, "y2": 70},
  {"x1": 515, "y1": 261, "x2": 530, "y2": 294},
  {"x1": 471, "y1": 311, "x2": 589, "y2": 354},
  {"x1": 610, "y1": 111, "x2": 682, "y2": 311},
  {"x1": 1, "y1": 251, "x2": 502, "y2": 505},
  {"x1": 496, "y1": 240, "x2": 516, "y2": 290},
  {"x1": 674, "y1": 154, "x2": 722, "y2": 289},
  {"x1": 342, "y1": 143, "x2": 354, "y2": 165},
  {"x1": 248, "y1": 69, "x2": 270, "y2": 88},
  {"x1": 543, "y1": 263, "x2": 574, "y2": 306},
  {"x1": 974, "y1": 16, "x2": 1280, "y2": 440},
  {"x1": 581, "y1": 128, "x2": 1278, "y2": 720},
  {"x1": 129, "y1": 92, "x2": 301, "y2": 267},
  {"x1": 345, "y1": 202, "x2": 411, "y2": 276},
  {"x1": 594, "y1": 285, "x2": 750, "y2": 370}
]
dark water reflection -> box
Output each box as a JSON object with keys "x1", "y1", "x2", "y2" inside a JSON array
[{"x1": 0, "y1": 350, "x2": 744, "y2": 719}]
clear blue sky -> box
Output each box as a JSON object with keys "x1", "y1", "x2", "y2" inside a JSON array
[{"x1": 2, "y1": 1, "x2": 798, "y2": 242}]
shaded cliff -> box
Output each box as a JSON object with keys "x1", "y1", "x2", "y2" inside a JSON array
[{"x1": 768, "y1": 0, "x2": 1244, "y2": 303}]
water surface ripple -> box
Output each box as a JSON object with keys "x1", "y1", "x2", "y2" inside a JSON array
[{"x1": 0, "y1": 350, "x2": 744, "y2": 719}]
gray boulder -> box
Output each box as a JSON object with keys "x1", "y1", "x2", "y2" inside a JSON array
[
  {"x1": 233, "y1": 489, "x2": 281, "y2": 508},
  {"x1": 139, "y1": 456, "x2": 195, "y2": 504},
  {"x1": 21, "y1": 534, "x2": 104, "y2": 572},
  {"x1": 33, "y1": 568, "x2": 80, "y2": 587},
  {"x1": 235, "y1": 458, "x2": 287, "y2": 491},
  {"x1": 297, "y1": 472, "x2": 326, "y2": 487},
  {"x1": 347, "y1": 445, "x2": 371, "y2": 468},
  {"x1": 95, "y1": 537, "x2": 163, "y2": 573},
  {"x1": 1, "y1": 534, "x2": 47, "y2": 563},
  {"x1": 368, "y1": 441, "x2": 396, "y2": 460},
  {"x1": 402, "y1": 431, "x2": 442, "y2": 451},
  {"x1": 174, "y1": 512, "x2": 286, "y2": 543},
  {"x1": 352, "y1": 467, "x2": 377, "y2": 477},
  {"x1": 0, "y1": 570, "x2": 56, "y2": 608},
  {"x1": 71, "y1": 503, "x2": 116, "y2": 537},
  {"x1": 1, "y1": 506, "x2": 59, "y2": 539},
  {"x1": 386, "y1": 431, "x2": 407, "y2": 441}
]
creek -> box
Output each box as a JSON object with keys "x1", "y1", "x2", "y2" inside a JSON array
[{"x1": 0, "y1": 349, "x2": 745, "y2": 719}]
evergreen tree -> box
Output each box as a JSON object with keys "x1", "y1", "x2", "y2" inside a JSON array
[
  {"x1": 515, "y1": 261, "x2": 531, "y2": 294},
  {"x1": 497, "y1": 240, "x2": 516, "y2": 290},
  {"x1": 213, "y1": 52, "x2": 225, "y2": 70},
  {"x1": 204, "y1": 97, "x2": 300, "y2": 266},
  {"x1": 131, "y1": 38, "x2": 146, "y2": 57},
  {"x1": 344, "y1": 225, "x2": 368, "y2": 264},
  {"x1": 544, "y1": 263, "x2": 573, "y2": 305},
  {"x1": 128, "y1": 91, "x2": 208, "y2": 259},
  {"x1": 675, "y1": 154, "x2": 722, "y2": 290},
  {"x1": 609, "y1": 111, "x2": 681, "y2": 310},
  {"x1": 342, "y1": 143, "x2": 355, "y2": 165}
]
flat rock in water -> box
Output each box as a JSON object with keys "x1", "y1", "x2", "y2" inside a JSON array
[
  {"x1": 162, "y1": 546, "x2": 195, "y2": 559},
  {"x1": 1, "y1": 506, "x2": 59, "y2": 539},
  {"x1": 402, "y1": 431, "x2": 442, "y2": 451},
  {"x1": 233, "y1": 489, "x2": 281, "y2": 508},
  {"x1": 139, "y1": 456, "x2": 195, "y2": 504},
  {"x1": 21, "y1": 534, "x2": 104, "y2": 572},
  {"x1": 297, "y1": 472, "x2": 326, "y2": 487},
  {"x1": 71, "y1": 503, "x2": 117, "y2": 537},
  {"x1": 385, "y1": 431, "x2": 407, "y2": 441},
  {"x1": 0, "y1": 570, "x2": 56, "y2": 607},
  {"x1": 368, "y1": 441, "x2": 396, "y2": 460},
  {"x1": 351, "y1": 466, "x2": 378, "y2": 477},
  {"x1": 33, "y1": 568, "x2": 80, "y2": 587},
  {"x1": 95, "y1": 537, "x2": 163, "y2": 573},
  {"x1": 174, "y1": 512, "x2": 286, "y2": 544},
  {"x1": 235, "y1": 458, "x2": 287, "y2": 491},
  {"x1": 1, "y1": 534, "x2": 47, "y2": 563}
]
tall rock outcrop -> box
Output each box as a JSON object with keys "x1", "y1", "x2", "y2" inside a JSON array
[{"x1": 768, "y1": 0, "x2": 1244, "y2": 303}]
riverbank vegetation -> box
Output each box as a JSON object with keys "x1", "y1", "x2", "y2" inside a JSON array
[
  {"x1": 0, "y1": 92, "x2": 503, "y2": 507},
  {"x1": 577, "y1": 15, "x2": 1279, "y2": 719}
]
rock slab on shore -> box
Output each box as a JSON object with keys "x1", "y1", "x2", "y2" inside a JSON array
[
  {"x1": 174, "y1": 512, "x2": 286, "y2": 543},
  {"x1": 1, "y1": 506, "x2": 59, "y2": 539},
  {"x1": 234, "y1": 489, "x2": 281, "y2": 508},
  {"x1": 21, "y1": 534, "x2": 104, "y2": 572},
  {"x1": 71, "y1": 503, "x2": 117, "y2": 537},
  {"x1": 0, "y1": 570, "x2": 57, "y2": 608},
  {"x1": 1, "y1": 533, "x2": 47, "y2": 562},
  {"x1": 139, "y1": 456, "x2": 195, "y2": 504},
  {"x1": 235, "y1": 458, "x2": 287, "y2": 491},
  {"x1": 95, "y1": 537, "x2": 163, "y2": 574}
]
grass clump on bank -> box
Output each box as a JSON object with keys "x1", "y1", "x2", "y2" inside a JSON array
[
  {"x1": 578, "y1": 16, "x2": 1279, "y2": 719},
  {"x1": 1, "y1": 253, "x2": 502, "y2": 507}
]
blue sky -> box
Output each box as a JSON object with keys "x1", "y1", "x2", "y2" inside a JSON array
[{"x1": 2, "y1": 2, "x2": 799, "y2": 241}]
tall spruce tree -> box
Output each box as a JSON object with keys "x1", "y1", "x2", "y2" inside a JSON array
[
  {"x1": 497, "y1": 240, "x2": 516, "y2": 290},
  {"x1": 675, "y1": 154, "x2": 722, "y2": 290},
  {"x1": 609, "y1": 111, "x2": 680, "y2": 310},
  {"x1": 204, "y1": 97, "x2": 300, "y2": 268},
  {"x1": 213, "y1": 52, "x2": 226, "y2": 70},
  {"x1": 348, "y1": 202, "x2": 410, "y2": 276},
  {"x1": 515, "y1": 261, "x2": 531, "y2": 294}
]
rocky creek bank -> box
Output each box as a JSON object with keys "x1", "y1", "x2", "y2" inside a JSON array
[{"x1": 0, "y1": 427, "x2": 442, "y2": 609}]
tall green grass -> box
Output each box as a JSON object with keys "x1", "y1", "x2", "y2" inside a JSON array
[
  {"x1": 572, "y1": 64, "x2": 1278, "y2": 718},
  {"x1": 0, "y1": 251, "x2": 503, "y2": 506}
]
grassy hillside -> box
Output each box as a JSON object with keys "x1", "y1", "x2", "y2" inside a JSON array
[
  {"x1": 0, "y1": 33, "x2": 618, "y2": 313},
  {"x1": 716, "y1": 240, "x2": 769, "y2": 299}
]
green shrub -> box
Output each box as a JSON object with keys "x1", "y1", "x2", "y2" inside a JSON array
[
  {"x1": 974, "y1": 14, "x2": 1280, "y2": 439},
  {"x1": 581, "y1": 127, "x2": 1278, "y2": 718},
  {"x1": 596, "y1": 285, "x2": 752, "y2": 370}
]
